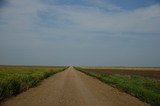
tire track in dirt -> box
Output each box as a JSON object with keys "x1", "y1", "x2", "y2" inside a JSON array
[{"x1": 1, "y1": 67, "x2": 148, "y2": 106}]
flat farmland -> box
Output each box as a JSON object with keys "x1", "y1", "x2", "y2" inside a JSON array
[
  {"x1": 75, "y1": 67, "x2": 160, "y2": 106},
  {"x1": 1, "y1": 66, "x2": 159, "y2": 106},
  {"x1": 1, "y1": 67, "x2": 148, "y2": 106},
  {"x1": 0, "y1": 65, "x2": 67, "y2": 101},
  {"x1": 80, "y1": 67, "x2": 160, "y2": 79}
]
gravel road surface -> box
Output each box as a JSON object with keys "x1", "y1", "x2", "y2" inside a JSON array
[{"x1": 1, "y1": 67, "x2": 148, "y2": 106}]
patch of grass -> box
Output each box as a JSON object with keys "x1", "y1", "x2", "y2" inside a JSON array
[
  {"x1": 75, "y1": 67, "x2": 160, "y2": 106},
  {"x1": 0, "y1": 66, "x2": 67, "y2": 101}
]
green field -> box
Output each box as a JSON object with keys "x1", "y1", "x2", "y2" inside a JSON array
[
  {"x1": 0, "y1": 66, "x2": 67, "y2": 101},
  {"x1": 75, "y1": 67, "x2": 160, "y2": 106}
]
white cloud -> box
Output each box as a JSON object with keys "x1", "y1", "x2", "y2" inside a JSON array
[
  {"x1": 1, "y1": 0, "x2": 160, "y2": 38},
  {"x1": 61, "y1": 4, "x2": 160, "y2": 34},
  {"x1": 0, "y1": 0, "x2": 160, "y2": 66}
]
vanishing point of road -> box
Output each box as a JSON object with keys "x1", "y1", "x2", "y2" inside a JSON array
[{"x1": 1, "y1": 67, "x2": 148, "y2": 106}]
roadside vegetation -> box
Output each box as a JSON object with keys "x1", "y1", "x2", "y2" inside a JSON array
[
  {"x1": 75, "y1": 67, "x2": 160, "y2": 106},
  {"x1": 0, "y1": 66, "x2": 67, "y2": 101}
]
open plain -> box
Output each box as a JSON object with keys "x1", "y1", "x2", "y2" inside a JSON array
[{"x1": 1, "y1": 67, "x2": 148, "y2": 106}]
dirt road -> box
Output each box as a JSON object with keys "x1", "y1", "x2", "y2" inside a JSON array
[{"x1": 1, "y1": 67, "x2": 148, "y2": 106}]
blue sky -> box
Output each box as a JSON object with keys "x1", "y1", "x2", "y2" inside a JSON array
[{"x1": 0, "y1": 0, "x2": 160, "y2": 66}]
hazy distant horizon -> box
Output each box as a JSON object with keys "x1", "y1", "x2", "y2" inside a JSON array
[
  {"x1": 0, "y1": 0, "x2": 160, "y2": 67},
  {"x1": 0, "y1": 64, "x2": 160, "y2": 68}
]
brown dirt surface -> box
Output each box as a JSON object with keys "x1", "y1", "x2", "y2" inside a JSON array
[
  {"x1": 84, "y1": 68, "x2": 160, "y2": 79},
  {"x1": 1, "y1": 67, "x2": 149, "y2": 106}
]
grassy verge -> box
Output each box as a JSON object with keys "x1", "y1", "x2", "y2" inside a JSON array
[
  {"x1": 74, "y1": 67, "x2": 160, "y2": 106},
  {"x1": 0, "y1": 66, "x2": 68, "y2": 101}
]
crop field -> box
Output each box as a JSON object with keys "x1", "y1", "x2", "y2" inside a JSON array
[
  {"x1": 0, "y1": 65, "x2": 67, "y2": 101},
  {"x1": 80, "y1": 66, "x2": 160, "y2": 79},
  {"x1": 75, "y1": 67, "x2": 160, "y2": 106}
]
